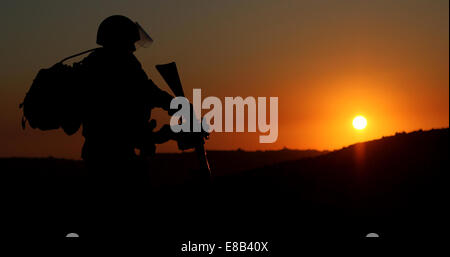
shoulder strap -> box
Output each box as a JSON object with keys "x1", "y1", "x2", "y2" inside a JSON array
[{"x1": 59, "y1": 47, "x2": 102, "y2": 64}]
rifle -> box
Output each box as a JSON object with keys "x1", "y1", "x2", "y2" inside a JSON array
[{"x1": 155, "y1": 62, "x2": 211, "y2": 177}]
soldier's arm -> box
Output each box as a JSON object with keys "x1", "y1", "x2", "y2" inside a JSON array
[{"x1": 146, "y1": 79, "x2": 176, "y2": 114}]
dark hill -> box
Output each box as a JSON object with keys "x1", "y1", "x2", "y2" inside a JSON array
[
  {"x1": 214, "y1": 128, "x2": 448, "y2": 239},
  {"x1": 0, "y1": 149, "x2": 325, "y2": 187},
  {"x1": 1, "y1": 129, "x2": 447, "y2": 242}
]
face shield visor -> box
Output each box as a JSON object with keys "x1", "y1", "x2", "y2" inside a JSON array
[{"x1": 135, "y1": 22, "x2": 153, "y2": 49}]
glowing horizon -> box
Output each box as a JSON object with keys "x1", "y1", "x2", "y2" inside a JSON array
[{"x1": 0, "y1": 0, "x2": 448, "y2": 159}]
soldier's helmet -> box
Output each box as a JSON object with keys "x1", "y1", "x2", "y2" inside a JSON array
[{"x1": 96, "y1": 15, "x2": 153, "y2": 51}]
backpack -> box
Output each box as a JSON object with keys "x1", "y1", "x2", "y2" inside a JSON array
[{"x1": 20, "y1": 48, "x2": 99, "y2": 135}]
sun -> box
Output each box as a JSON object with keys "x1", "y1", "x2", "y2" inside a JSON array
[{"x1": 353, "y1": 115, "x2": 367, "y2": 130}]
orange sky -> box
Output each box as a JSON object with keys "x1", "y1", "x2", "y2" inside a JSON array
[{"x1": 0, "y1": 0, "x2": 448, "y2": 159}]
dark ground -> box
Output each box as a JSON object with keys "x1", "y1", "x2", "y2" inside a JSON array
[{"x1": 1, "y1": 129, "x2": 448, "y2": 251}]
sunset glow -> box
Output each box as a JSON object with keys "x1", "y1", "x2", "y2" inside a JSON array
[{"x1": 0, "y1": 0, "x2": 448, "y2": 158}]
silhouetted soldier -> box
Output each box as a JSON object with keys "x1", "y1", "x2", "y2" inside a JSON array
[{"x1": 77, "y1": 15, "x2": 174, "y2": 197}]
